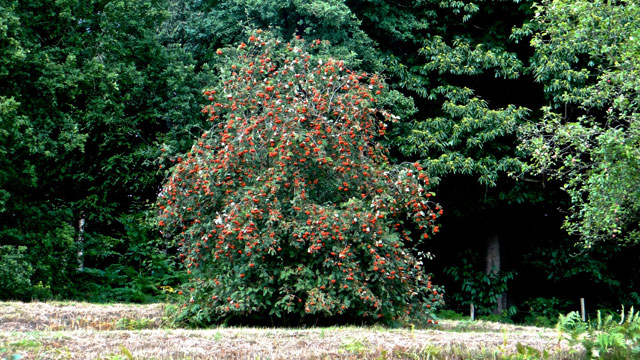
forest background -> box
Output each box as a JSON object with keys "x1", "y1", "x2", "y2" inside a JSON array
[{"x1": 1, "y1": 0, "x2": 638, "y2": 325}]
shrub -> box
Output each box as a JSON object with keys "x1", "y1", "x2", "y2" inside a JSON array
[
  {"x1": 0, "y1": 245, "x2": 34, "y2": 300},
  {"x1": 444, "y1": 251, "x2": 515, "y2": 316},
  {"x1": 157, "y1": 30, "x2": 444, "y2": 325},
  {"x1": 437, "y1": 309, "x2": 466, "y2": 320},
  {"x1": 523, "y1": 297, "x2": 573, "y2": 327},
  {"x1": 75, "y1": 212, "x2": 184, "y2": 303}
]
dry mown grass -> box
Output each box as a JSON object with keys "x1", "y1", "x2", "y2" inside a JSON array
[
  {"x1": 0, "y1": 302, "x2": 166, "y2": 332},
  {"x1": 0, "y1": 302, "x2": 581, "y2": 359}
]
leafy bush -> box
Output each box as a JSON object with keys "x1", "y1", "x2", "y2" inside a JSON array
[
  {"x1": 0, "y1": 207, "x2": 78, "y2": 300},
  {"x1": 157, "y1": 30, "x2": 444, "y2": 326},
  {"x1": 0, "y1": 245, "x2": 34, "y2": 300},
  {"x1": 523, "y1": 297, "x2": 573, "y2": 327},
  {"x1": 77, "y1": 212, "x2": 184, "y2": 303},
  {"x1": 444, "y1": 251, "x2": 515, "y2": 316},
  {"x1": 437, "y1": 309, "x2": 466, "y2": 320},
  {"x1": 477, "y1": 313, "x2": 511, "y2": 324}
]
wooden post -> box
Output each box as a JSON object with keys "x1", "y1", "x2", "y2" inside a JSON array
[
  {"x1": 580, "y1": 298, "x2": 586, "y2": 322},
  {"x1": 470, "y1": 303, "x2": 475, "y2": 321},
  {"x1": 77, "y1": 214, "x2": 85, "y2": 272}
]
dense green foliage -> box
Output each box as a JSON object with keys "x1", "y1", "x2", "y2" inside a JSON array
[
  {"x1": 518, "y1": 0, "x2": 640, "y2": 247},
  {"x1": 0, "y1": 0, "x2": 200, "y2": 301},
  {"x1": 158, "y1": 32, "x2": 444, "y2": 325},
  {"x1": 392, "y1": 1, "x2": 531, "y2": 187},
  {"x1": 515, "y1": 0, "x2": 640, "y2": 309},
  {"x1": 445, "y1": 252, "x2": 516, "y2": 316}
]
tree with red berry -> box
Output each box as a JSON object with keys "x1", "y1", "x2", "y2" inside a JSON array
[{"x1": 157, "y1": 30, "x2": 444, "y2": 325}]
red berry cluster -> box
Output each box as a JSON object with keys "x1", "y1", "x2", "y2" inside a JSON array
[{"x1": 157, "y1": 30, "x2": 444, "y2": 324}]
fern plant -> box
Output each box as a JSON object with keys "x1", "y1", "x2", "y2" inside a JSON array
[
  {"x1": 589, "y1": 306, "x2": 640, "y2": 359},
  {"x1": 556, "y1": 311, "x2": 589, "y2": 344},
  {"x1": 556, "y1": 306, "x2": 640, "y2": 359}
]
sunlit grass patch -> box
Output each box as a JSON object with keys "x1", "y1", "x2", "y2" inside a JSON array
[{"x1": 0, "y1": 302, "x2": 583, "y2": 359}]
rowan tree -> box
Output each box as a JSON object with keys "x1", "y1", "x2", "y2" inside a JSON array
[{"x1": 157, "y1": 31, "x2": 444, "y2": 325}]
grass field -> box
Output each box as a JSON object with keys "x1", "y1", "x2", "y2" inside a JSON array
[{"x1": 0, "y1": 302, "x2": 583, "y2": 359}]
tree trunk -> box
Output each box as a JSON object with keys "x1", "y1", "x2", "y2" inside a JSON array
[{"x1": 486, "y1": 234, "x2": 506, "y2": 314}]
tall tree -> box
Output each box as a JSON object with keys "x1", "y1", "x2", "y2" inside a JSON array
[
  {"x1": 516, "y1": 0, "x2": 640, "y2": 305},
  {"x1": 0, "y1": 0, "x2": 204, "y2": 300},
  {"x1": 518, "y1": 0, "x2": 640, "y2": 247},
  {"x1": 158, "y1": 32, "x2": 444, "y2": 325},
  {"x1": 350, "y1": 0, "x2": 546, "y2": 313}
]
